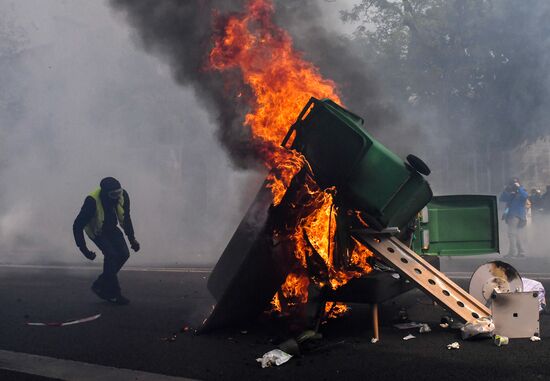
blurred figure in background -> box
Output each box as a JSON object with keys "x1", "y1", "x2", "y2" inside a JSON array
[
  {"x1": 542, "y1": 185, "x2": 550, "y2": 215},
  {"x1": 499, "y1": 178, "x2": 528, "y2": 258},
  {"x1": 529, "y1": 188, "x2": 544, "y2": 222}
]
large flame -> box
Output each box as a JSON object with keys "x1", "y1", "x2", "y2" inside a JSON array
[
  {"x1": 209, "y1": 0, "x2": 341, "y2": 166},
  {"x1": 210, "y1": 0, "x2": 373, "y2": 319}
]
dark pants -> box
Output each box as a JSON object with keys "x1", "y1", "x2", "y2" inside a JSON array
[{"x1": 92, "y1": 228, "x2": 130, "y2": 297}]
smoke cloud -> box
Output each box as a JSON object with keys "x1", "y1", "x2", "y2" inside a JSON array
[
  {"x1": 0, "y1": 0, "x2": 264, "y2": 266},
  {"x1": 2, "y1": 0, "x2": 550, "y2": 267}
]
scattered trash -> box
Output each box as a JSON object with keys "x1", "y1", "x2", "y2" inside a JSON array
[
  {"x1": 160, "y1": 333, "x2": 177, "y2": 342},
  {"x1": 180, "y1": 325, "x2": 191, "y2": 333},
  {"x1": 296, "y1": 330, "x2": 322, "y2": 342},
  {"x1": 447, "y1": 342, "x2": 460, "y2": 350},
  {"x1": 241, "y1": 330, "x2": 248, "y2": 335},
  {"x1": 441, "y1": 315, "x2": 453, "y2": 325},
  {"x1": 530, "y1": 336, "x2": 541, "y2": 342},
  {"x1": 256, "y1": 349, "x2": 292, "y2": 368},
  {"x1": 394, "y1": 322, "x2": 424, "y2": 330},
  {"x1": 494, "y1": 335, "x2": 509, "y2": 346},
  {"x1": 403, "y1": 334, "x2": 416, "y2": 341},
  {"x1": 397, "y1": 309, "x2": 409, "y2": 322},
  {"x1": 440, "y1": 323, "x2": 449, "y2": 328},
  {"x1": 419, "y1": 324, "x2": 431, "y2": 333},
  {"x1": 278, "y1": 338, "x2": 300, "y2": 356},
  {"x1": 371, "y1": 338, "x2": 379, "y2": 344},
  {"x1": 461, "y1": 317, "x2": 494, "y2": 340},
  {"x1": 26, "y1": 314, "x2": 101, "y2": 327},
  {"x1": 451, "y1": 322, "x2": 465, "y2": 330}
]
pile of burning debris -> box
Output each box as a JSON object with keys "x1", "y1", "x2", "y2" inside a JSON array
[
  {"x1": 202, "y1": 0, "x2": 438, "y2": 334},
  {"x1": 200, "y1": 96, "x2": 486, "y2": 335},
  {"x1": 194, "y1": 0, "x2": 542, "y2": 363}
]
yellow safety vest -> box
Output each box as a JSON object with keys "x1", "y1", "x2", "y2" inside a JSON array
[{"x1": 84, "y1": 188, "x2": 125, "y2": 239}]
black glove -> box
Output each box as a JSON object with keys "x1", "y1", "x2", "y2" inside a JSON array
[
  {"x1": 79, "y1": 246, "x2": 96, "y2": 261},
  {"x1": 129, "y1": 238, "x2": 140, "y2": 252}
]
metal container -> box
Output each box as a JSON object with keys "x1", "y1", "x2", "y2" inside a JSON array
[{"x1": 283, "y1": 97, "x2": 432, "y2": 229}]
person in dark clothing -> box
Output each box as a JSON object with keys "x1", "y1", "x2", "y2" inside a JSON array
[
  {"x1": 499, "y1": 177, "x2": 528, "y2": 258},
  {"x1": 528, "y1": 188, "x2": 543, "y2": 224},
  {"x1": 73, "y1": 177, "x2": 140, "y2": 305}
]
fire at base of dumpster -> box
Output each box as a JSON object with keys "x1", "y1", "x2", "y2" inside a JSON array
[{"x1": 200, "y1": 97, "x2": 493, "y2": 337}]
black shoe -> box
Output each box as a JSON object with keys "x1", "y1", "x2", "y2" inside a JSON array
[
  {"x1": 91, "y1": 284, "x2": 110, "y2": 301},
  {"x1": 107, "y1": 294, "x2": 130, "y2": 305}
]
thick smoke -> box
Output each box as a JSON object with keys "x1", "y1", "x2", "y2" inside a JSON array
[
  {"x1": 108, "y1": 0, "x2": 398, "y2": 168},
  {"x1": 109, "y1": 0, "x2": 256, "y2": 168},
  {"x1": 273, "y1": 0, "x2": 399, "y2": 130},
  {"x1": 0, "y1": 0, "x2": 264, "y2": 266}
]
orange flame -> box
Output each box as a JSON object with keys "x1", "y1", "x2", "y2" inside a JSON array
[
  {"x1": 210, "y1": 0, "x2": 374, "y2": 319},
  {"x1": 209, "y1": 0, "x2": 341, "y2": 167}
]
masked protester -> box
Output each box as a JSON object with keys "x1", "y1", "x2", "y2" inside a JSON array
[
  {"x1": 499, "y1": 177, "x2": 528, "y2": 258},
  {"x1": 73, "y1": 177, "x2": 140, "y2": 304}
]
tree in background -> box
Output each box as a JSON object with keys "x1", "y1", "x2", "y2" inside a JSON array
[{"x1": 342, "y1": 0, "x2": 550, "y2": 152}]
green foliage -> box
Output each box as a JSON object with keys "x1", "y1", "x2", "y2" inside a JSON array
[{"x1": 343, "y1": 0, "x2": 550, "y2": 148}]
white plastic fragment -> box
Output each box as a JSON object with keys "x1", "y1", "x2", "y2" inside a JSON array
[
  {"x1": 419, "y1": 324, "x2": 431, "y2": 333},
  {"x1": 447, "y1": 342, "x2": 460, "y2": 350},
  {"x1": 256, "y1": 349, "x2": 293, "y2": 368},
  {"x1": 460, "y1": 317, "x2": 494, "y2": 340},
  {"x1": 439, "y1": 323, "x2": 449, "y2": 328},
  {"x1": 403, "y1": 334, "x2": 416, "y2": 341},
  {"x1": 530, "y1": 336, "x2": 541, "y2": 342},
  {"x1": 371, "y1": 338, "x2": 379, "y2": 344}
]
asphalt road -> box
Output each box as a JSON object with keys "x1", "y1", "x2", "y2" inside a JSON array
[{"x1": 1, "y1": 264, "x2": 549, "y2": 380}]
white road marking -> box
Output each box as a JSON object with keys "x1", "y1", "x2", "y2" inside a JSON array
[{"x1": 0, "y1": 349, "x2": 199, "y2": 381}]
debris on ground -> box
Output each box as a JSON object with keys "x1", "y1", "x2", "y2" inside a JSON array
[
  {"x1": 278, "y1": 338, "x2": 300, "y2": 355},
  {"x1": 440, "y1": 323, "x2": 449, "y2": 328},
  {"x1": 461, "y1": 317, "x2": 494, "y2": 340},
  {"x1": 180, "y1": 325, "x2": 191, "y2": 333},
  {"x1": 494, "y1": 335, "x2": 509, "y2": 346},
  {"x1": 419, "y1": 324, "x2": 431, "y2": 333},
  {"x1": 256, "y1": 349, "x2": 292, "y2": 368},
  {"x1": 447, "y1": 342, "x2": 460, "y2": 350},
  {"x1": 530, "y1": 336, "x2": 541, "y2": 342},
  {"x1": 241, "y1": 330, "x2": 248, "y2": 334},
  {"x1": 160, "y1": 333, "x2": 177, "y2": 342},
  {"x1": 403, "y1": 334, "x2": 416, "y2": 340},
  {"x1": 394, "y1": 322, "x2": 424, "y2": 330},
  {"x1": 25, "y1": 313, "x2": 101, "y2": 327}
]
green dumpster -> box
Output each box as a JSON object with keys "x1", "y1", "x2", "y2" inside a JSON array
[
  {"x1": 283, "y1": 97, "x2": 432, "y2": 230},
  {"x1": 412, "y1": 195, "x2": 500, "y2": 256}
]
